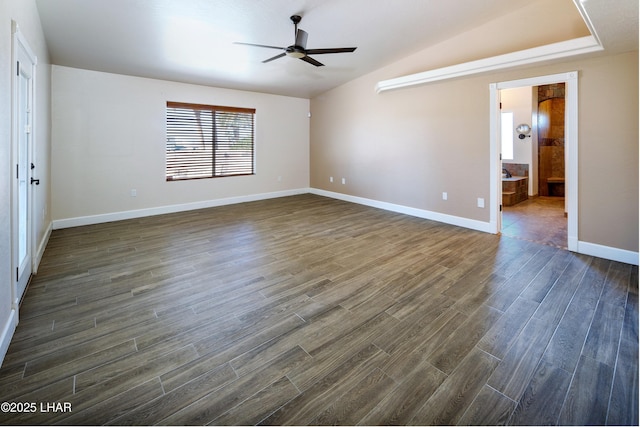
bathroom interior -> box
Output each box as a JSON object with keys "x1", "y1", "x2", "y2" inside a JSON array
[{"x1": 500, "y1": 83, "x2": 567, "y2": 248}]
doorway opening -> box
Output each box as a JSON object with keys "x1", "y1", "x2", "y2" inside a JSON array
[
  {"x1": 489, "y1": 72, "x2": 578, "y2": 252},
  {"x1": 500, "y1": 84, "x2": 567, "y2": 248}
]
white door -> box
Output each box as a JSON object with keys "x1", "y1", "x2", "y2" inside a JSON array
[{"x1": 13, "y1": 25, "x2": 37, "y2": 304}]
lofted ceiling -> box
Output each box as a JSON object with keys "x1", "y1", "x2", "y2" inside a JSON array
[{"x1": 34, "y1": 0, "x2": 638, "y2": 99}]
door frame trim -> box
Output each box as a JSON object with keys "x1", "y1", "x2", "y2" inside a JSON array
[{"x1": 489, "y1": 71, "x2": 578, "y2": 252}]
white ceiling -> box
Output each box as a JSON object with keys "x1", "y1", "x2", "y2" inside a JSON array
[{"x1": 35, "y1": 0, "x2": 638, "y2": 99}]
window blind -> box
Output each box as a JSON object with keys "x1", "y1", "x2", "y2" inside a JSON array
[{"x1": 166, "y1": 102, "x2": 256, "y2": 181}]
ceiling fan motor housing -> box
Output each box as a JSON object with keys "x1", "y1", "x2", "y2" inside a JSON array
[{"x1": 286, "y1": 47, "x2": 306, "y2": 58}]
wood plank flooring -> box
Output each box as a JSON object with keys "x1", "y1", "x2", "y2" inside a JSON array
[{"x1": 0, "y1": 194, "x2": 637, "y2": 425}]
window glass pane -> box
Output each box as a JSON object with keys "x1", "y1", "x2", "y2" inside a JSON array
[
  {"x1": 501, "y1": 111, "x2": 514, "y2": 160},
  {"x1": 166, "y1": 102, "x2": 255, "y2": 181}
]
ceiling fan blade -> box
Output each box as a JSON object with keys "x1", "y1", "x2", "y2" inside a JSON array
[
  {"x1": 295, "y1": 29, "x2": 308, "y2": 48},
  {"x1": 262, "y1": 52, "x2": 286, "y2": 63},
  {"x1": 300, "y1": 55, "x2": 324, "y2": 67},
  {"x1": 305, "y1": 47, "x2": 357, "y2": 55},
  {"x1": 234, "y1": 42, "x2": 285, "y2": 50}
]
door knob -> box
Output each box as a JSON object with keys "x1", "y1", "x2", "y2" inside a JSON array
[{"x1": 30, "y1": 178, "x2": 40, "y2": 185}]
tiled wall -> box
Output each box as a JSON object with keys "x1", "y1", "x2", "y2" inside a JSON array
[
  {"x1": 502, "y1": 163, "x2": 529, "y2": 177},
  {"x1": 538, "y1": 84, "x2": 565, "y2": 196},
  {"x1": 538, "y1": 83, "x2": 565, "y2": 103}
]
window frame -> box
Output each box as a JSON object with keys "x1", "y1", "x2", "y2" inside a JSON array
[{"x1": 165, "y1": 101, "x2": 256, "y2": 181}]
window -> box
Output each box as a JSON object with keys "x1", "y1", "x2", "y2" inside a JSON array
[
  {"x1": 166, "y1": 101, "x2": 255, "y2": 181},
  {"x1": 501, "y1": 111, "x2": 514, "y2": 160}
]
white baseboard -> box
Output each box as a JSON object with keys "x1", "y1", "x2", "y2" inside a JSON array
[
  {"x1": 33, "y1": 221, "x2": 53, "y2": 274},
  {"x1": 50, "y1": 187, "x2": 639, "y2": 266},
  {"x1": 0, "y1": 222, "x2": 52, "y2": 367},
  {"x1": 577, "y1": 241, "x2": 639, "y2": 266},
  {"x1": 0, "y1": 309, "x2": 18, "y2": 368},
  {"x1": 311, "y1": 188, "x2": 639, "y2": 265},
  {"x1": 310, "y1": 188, "x2": 494, "y2": 234},
  {"x1": 52, "y1": 189, "x2": 309, "y2": 229}
]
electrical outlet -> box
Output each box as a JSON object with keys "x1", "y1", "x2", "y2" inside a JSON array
[
  {"x1": 130, "y1": 189, "x2": 137, "y2": 197},
  {"x1": 330, "y1": 176, "x2": 333, "y2": 183},
  {"x1": 341, "y1": 178, "x2": 346, "y2": 185},
  {"x1": 442, "y1": 192, "x2": 448, "y2": 201},
  {"x1": 477, "y1": 197, "x2": 485, "y2": 208}
]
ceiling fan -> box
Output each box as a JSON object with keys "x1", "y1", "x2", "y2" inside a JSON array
[{"x1": 235, "y1": 15, "x2": 357, "y2": 67}]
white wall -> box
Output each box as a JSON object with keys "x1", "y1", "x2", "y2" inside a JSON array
[
  {"x1": 51, "y1": 66, "x2": 310, "y2": 226},
  {"x1": 0, "y1": 0, "x2": 51, "y2": 365},
  {"x1": 501, "y1": 86, "x2": 534, "y2": 195}
]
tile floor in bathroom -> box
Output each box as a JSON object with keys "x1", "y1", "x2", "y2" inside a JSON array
[{"x1": 501, "y1": 196, "x2": 567, "y2": 248}]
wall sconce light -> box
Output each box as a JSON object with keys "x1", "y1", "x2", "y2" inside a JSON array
[{"x1": 516, "y1": 123, "x2": 531, "y2": 139}]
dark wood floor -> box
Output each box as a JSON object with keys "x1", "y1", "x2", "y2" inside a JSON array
[{"x1": 0, "y1": 194, "x2": 637, "y2": 425}]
